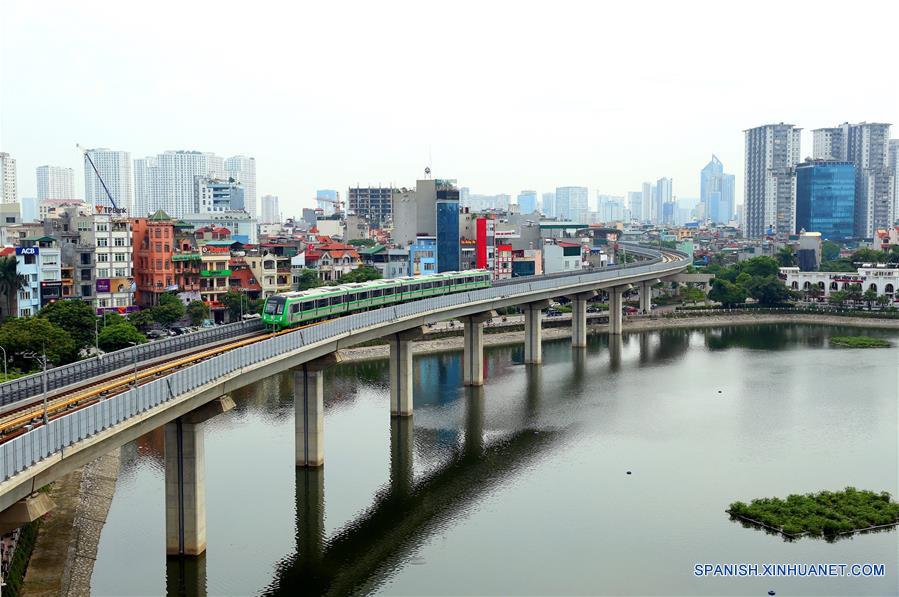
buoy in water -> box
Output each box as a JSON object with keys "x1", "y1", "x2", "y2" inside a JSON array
[
  {"x1": 768, "y1": 591, "x2": 775, "y2": 596},
  {"x1": 626, "y1": 471, "x2": 632, "y2": 475}
]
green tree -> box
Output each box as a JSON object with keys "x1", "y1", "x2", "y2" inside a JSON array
[
  {"x1": 295, "y1": 269, "x2": 322, "y2": 290},
  {"x1": 221, "y1": 291, "x2": 246, "y2": 321},
  {"x1": 851, "y1": 248, "x2": 886, "y2": 264},
  {"x1": 98, "y1": 322, "x2": 147, "y2": 352},
  {"x1": 346, "y1": 238, "x2": 376, "y2": 247},
  {"x1": 862, "y1": 288, "x2": 878, "y2": 309},
  {"x1": 128, "y1": 309, "x2": 155, "y2": 330},
  {"x1": 337, "y1": 265, "x2": 382, "y2": 284},
  {"x1": 819, "y1": 259, "x2": 855, "y2": 272},
  {"x1": 821, "y1": 240, "x2": 841, "y2": 262},
  {"x1": 151, "y1": 293, "x2": 185, "y2": 327},
  {"x1": 775, "y1": 245, "x2": 797, "y2": 267},
  {"x1": 186, "y1": 300, "x2": 210, "y2": 325},
  {"x1": 828, "y1": 290, "x2": 849, "y2": 307},
  {"x1": 806, "y1": 285, "x2": 822, "y2": 301},
  {"x1": 875, "y1": 294, "x2": 890, "y2": 309},
  {"x1": 38, "y1": 300, "x2": 97, "y2": 351},
  {"x1": 708, "y1": 279, "x2": 748, "y2": 308},
  {"x1": 0, "y1": 317, "x2": 77, "y2": 371},
  {"x1": 679, "y1": 286, "x2": 706, "y2": 305},
  {"x1": 740, "y1": 256, "x2": 780, "y2": 278},
  {"x1": 0, "y1": 256, "x2": 27, "y2": 320},
  {"x1": 746, "y1": 276, "x2": 794, "y2": 306},
  {"x1": 845, "y1": 283, "x2": 863, "y2": 304}
]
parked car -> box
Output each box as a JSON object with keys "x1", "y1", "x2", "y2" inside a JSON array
[{"x1": 146, "y1": 329, "x2": 170, "y2": 340}]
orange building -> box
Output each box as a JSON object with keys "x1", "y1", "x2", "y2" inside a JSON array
[{"x1": 132, "y1": 210, "x2": 175, "y2": 307}]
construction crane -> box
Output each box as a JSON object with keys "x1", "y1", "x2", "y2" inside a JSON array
[
  {"x1": 77, "y1": 144, "x2": 121, "y2": 212},
  {"x1": 314, "y1": 192, "x2": 344, "y2": 216}
]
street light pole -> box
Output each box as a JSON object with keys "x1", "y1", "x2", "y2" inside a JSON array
[
  {"x1": 24, "y1": 349, "x2": 49, "y2": 425},
  {"x1": 127, "y1": 341, "x2": 138, "y2": 386}
]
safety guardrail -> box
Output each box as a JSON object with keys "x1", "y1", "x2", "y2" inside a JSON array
[
  {"x1": 0, "y1": 249, "x2": 688, "y2": 483},
  {"x1": 0, "y1": 320, "x2": 265, "y2": 407}
]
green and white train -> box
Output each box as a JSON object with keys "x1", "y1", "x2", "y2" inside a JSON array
[{"x1": 261, "y1": 270, "x2": 493, "y2": 329}]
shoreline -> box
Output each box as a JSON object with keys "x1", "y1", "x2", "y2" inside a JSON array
[{"x1": 338, "y1": 313, "x2": 899, "y2": 362}]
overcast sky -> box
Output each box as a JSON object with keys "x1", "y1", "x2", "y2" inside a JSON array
[{"x1": 2, "y1": 0, "x2": 897, "y2": 216}]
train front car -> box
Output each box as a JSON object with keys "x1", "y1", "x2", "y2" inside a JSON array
[{"x1": 261, "y1": 295, "x2": 289, "y2": 329}]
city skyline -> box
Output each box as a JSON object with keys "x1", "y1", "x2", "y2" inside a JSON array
[{"x1": 2, "y1": 1, "x2": 896, "y2": 217}]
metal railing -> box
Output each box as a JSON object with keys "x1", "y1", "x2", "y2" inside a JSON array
[
  {"x1": 0, "y1": 249, "x2": 688, "y2": 483},
  {"x1": 0, "y1": 320, "x2": 265, "y2": 406}
]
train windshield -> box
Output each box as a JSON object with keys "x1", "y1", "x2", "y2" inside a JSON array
[{"x1": 264, "y1": 297, "x2": 285, "y2": 315}]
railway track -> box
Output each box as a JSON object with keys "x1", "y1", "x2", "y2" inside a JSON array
[
  {"x1": 0, "y1": 252, "x2": 683, "y2": 442},
  {"x1": 0, "y1": 323, "x2": 314, "y2": 442}
]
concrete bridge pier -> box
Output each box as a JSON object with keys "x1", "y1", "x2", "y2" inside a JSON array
[
  {"x1": 569, "y1": 291, "x2": 596, "y2": 348},
  {"x1": 608, "y1": 286, "x2": 628, "y2": 335},
  {"x1": 639, "y1": 280, "x2": 658, "y2": 314},
  {"x1": 462, "y1": 311, "x2": 495, "y2": 386},
  {"x1": 523, "y1": 300, "x2": 551, "y2": 364},
  {"x1": 294, "y1": 354, "x2": 342, "y2": 468},
  {"x1": 390, "y1": 328, "x2": 425, "y2": 417},
  {"x1": 165, "y1": 396, "x2": 234, "y2": 557}
]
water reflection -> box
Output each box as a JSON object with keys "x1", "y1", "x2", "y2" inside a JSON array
[{"x1": 166, "y1": 554, "x2": 207, "y2": 597}]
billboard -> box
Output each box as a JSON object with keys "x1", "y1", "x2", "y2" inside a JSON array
[
  {"x1": 96, "y1": 277, "x2": 136, "y2": 293},
  {"x1": 15, "y1": 246, "x2": 38, "y2": 255}
]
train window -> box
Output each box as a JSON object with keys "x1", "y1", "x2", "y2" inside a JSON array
[
  {"x1": 465, "y1": 277, "x2": 473, "y2": 284},
  {"x1": 315, "y1": 299, "x2": 327, "y2": 309},
  {"x1": 330, "y1": 295, "x2": 342, "y2": 306},
  {"x1": 347, "y1": 293, "x2": 356, "y2": 302},
  {"x1": 384, "y1": 287, "x2": 394, "y2": 295},
  {"x1": 301, "y1": 302, "x2": 312, "y2": 311},
  {"x1": 410, "y1": 284, "x2": 419, "y2": 292},
  {"x1": 291, "y1": 303, "x2": 300, "y2": 314},
  {"x1": 372, "y1": 289, "x2": 382, "y2": 297},
  {"x1": 359, "y1": 291, "x2": 370, "y2": 300},
  {"x1": 424, "y1": 282, "x2": 433, "y2": 289}
]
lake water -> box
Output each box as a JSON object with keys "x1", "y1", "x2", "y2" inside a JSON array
[{"x1": 90, "y1": 324, "x2": 899, "y2": 596}]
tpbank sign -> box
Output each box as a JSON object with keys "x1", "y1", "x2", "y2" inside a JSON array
[{"x1": 15, "y1": 247, "x2": 39, "y2": 255}]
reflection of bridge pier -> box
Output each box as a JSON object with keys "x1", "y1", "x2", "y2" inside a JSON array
[
  {"x1": 464, "y1": 386, "x2": 485, "y2": 458},
  {"x1": 608, "y1": 334, "x2": 623, "y2": 372},
  {"x1": 166, "y1": 551, "x2": 207, "y2": 597},
  {"x1": 390, "y1": 417, "x2": 414, "y2": 498}
]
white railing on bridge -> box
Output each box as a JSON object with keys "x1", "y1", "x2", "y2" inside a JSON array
[{"x1": 0, "y1": 249, "x2": 687, "y2": 483}]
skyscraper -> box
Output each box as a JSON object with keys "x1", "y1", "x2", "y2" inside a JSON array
[
  {"x1": 655, "y1": 177, "x2": 673, "y2": 224},
  {"x1": 890, "y1": 139, "x2": 899, "y2": 218},
  {"x1": 316, "y1": 189, "x2": 339, "y2": 216},
  {"x1": 83, "y1": 148, "x2": 132, "y2": 214},
  {"x1": 700, "y1": 155, "x2": 736, "y2": 224},
  {"x1": 517, "y1": 190, "x2": 538, "y2": 214},
  {"x1": 0, "y1": 152, "x2": 16, "y2": 204},
  {"x1": 36, "y1": 165, "x2": 75, "y2": 200},
  {"x1": 133, "y1": 157, "x2": 156, "y2": 217},
  {"x1": 627, "y1": 191, "x2": 642, "y2": 222},
  {"x1": 224, "y1": 156, "x2": 256, "y2": 218},
  {"x1": 435, "y1": 180, "x2": 460, "y2": 272},
  {"x1": 194, "y1": 178, "x2": 245, "y2": 213},
  {"x1": 795, "y1": 159, "x2": 855, "y2": 240},
  {"x1": 640, "y1": 182, "x2": 653, "y2": 223},
  {"x1": 136, "y1": 150, "x2": 222, "y2": 218},
  {"x1": 541, "y1": 192, "x2": 555, "y2": 217},
  {"x1": 261, "y1": 195, "x2": 280, "y2": 224},
  {"x1": 744, "y1": 123, "x2": 801, "y2": 238},
  {"x1": 554, "y1": 187, "x2": 588, "y2": 222}
]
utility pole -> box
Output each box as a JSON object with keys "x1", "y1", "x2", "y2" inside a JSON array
[{"x1": 24, "y1": 349, "x2": 49, "y2": 425}]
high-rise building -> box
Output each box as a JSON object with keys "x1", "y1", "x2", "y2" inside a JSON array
[
  {"x1": 597, "y1": 194, "x2": 625, "y2": 222},
  {"x1": 316, "y1": 190, "x2": 339, "y2": 216},
  {"x1": 655, "y1": 178, "x2": 673, "y2": 224},
  {"x1": 890, "y1": 139, "x2": 899, "y2": 218},
  {"x1": 700, "y1": 155, "x2": 736, "y2": 224},
  {"x1": 795, "y1": 159, "x2": 856, "y2": 240},
  {"x1": 640, "y1": 182, "x2": 653, "y2": 223},
  {"x1": 812, "y1": 122, "x2": 893, "y2": 237},
  {"x1": 224, "y1": 156, "x2": 256, "y2": 218},
  {"x1": 627, "y1": 191, "x2": 642, "y2": 222},
  {"x1": 517, "y1": 190, "x2": 538, "y2": 214},
  {"x1": 744, "y1": 123, "x2": 801, "y2": 238},
  {"x1": 36, "y1": 165, "x2": 75, "y2": 200},
  {"x1": 554, "y1": 187, "x2": 588, "y2": 222},
  {"x1": 135, "y1": 151, "x2": 222, "y2": 218},
  {"x1": 261, "y1": 194, "x2": 280, "y2": 224},
  {"x1": 0, "y1": 152, "x2": 16, "y2": 204},
  {"x1": 348, "y1": 187, "x2": 393, "y2": 228},
  {"x1": 133, "y1": 157, "x2": 155, "y2": 217},
  {"x1": 435, "y1": 180, "x2": 460, "y2": 272},
  {"x1": 83, "y1": 148, "x2": 132, "y2": 214},
  {"x1": 541, "y1": 192, "x2": 555, "y2": 217},
  {"x1": 194, "y1": 177, "x2": 245, "y2": 213}
]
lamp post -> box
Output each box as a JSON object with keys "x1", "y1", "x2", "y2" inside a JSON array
[
  {"x1": 127, "y1": 341, "x2": 138, "y2": 386},
  {"x1": 23, "y1": 349, "x2": 49, "y2": 425}
]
